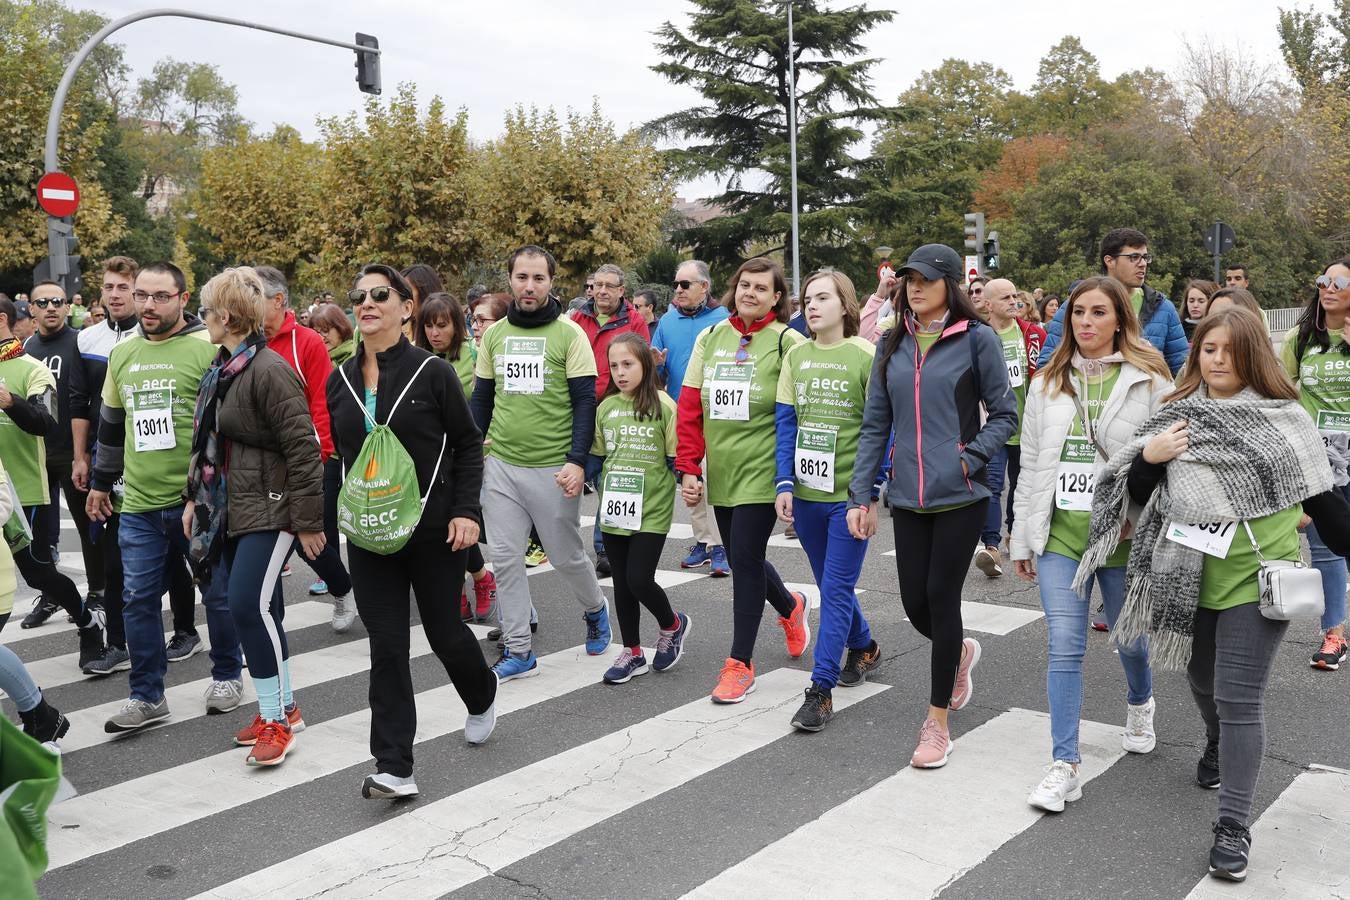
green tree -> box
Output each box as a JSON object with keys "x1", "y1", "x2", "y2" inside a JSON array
[{"x1": 647, "y1": 0, "x2": 895, "y2": 278}]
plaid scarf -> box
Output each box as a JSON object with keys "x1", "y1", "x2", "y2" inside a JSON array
[
  {"x1": 186, "y1": 334, "x2": 264, "y2": 581},
  {"x1": 1073, "y1": 387, "x2": 1332, "y2": 669}
]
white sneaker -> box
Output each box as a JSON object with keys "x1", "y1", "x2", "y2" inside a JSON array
[
  {"x1": 331, "y1": 595, "x2": 357, "y2": 634},
  {"x1": 973, "y1": 546, "x2": 1003, "y2": 577},
  {"x1": 1028, "y1": 760, "x2": 1082, "y2": 813},
  {"x1": 466, "y1": 673, "x2": 498, "y2": 745},
  {"x1": 1123, "y1": 697, "x2": 1157, "y2": 753},
  {"x1": 362, "y1": 772, "x2": 419, "y2": 799},
  {"x1": 204, "y1": 678, "x2": 243, "y2": 715}
]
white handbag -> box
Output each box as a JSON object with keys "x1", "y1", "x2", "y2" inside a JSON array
[{"x1": 1242, "y1": 521, "x2": 1325, "y2": 621}]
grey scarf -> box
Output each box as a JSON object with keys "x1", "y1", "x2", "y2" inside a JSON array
[{"x1": 1073, "y1": 387, "x2": 1332, "y2": 669}]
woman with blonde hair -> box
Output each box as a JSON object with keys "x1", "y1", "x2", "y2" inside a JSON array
[{"x1": 1011, "y1": 275, "x2": 1172, "y2": 812}]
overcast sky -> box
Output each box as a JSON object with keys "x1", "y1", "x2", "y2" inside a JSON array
[{"x1": 87, "y1": 0, "x2": 1294, "y2": 199}]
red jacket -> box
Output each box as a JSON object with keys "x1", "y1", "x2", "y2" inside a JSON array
[
  {"x1": 1018, "y1": 318, "x2": 1047, "y2": 376},
  {"x1": 570, "y1": 298, "x2": 651, "y2": 399},
  {"x1": 268, "y1": 310, "x2": 335, "y2": 460}
]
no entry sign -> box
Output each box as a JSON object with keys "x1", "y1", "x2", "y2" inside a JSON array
[{"x1": 37, "y1": 171, "x2": 80, "y2": 217}]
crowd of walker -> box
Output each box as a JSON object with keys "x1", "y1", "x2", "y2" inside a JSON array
[{"x1": 1, "y1": 229, "x2": 1348, "y2": 885}]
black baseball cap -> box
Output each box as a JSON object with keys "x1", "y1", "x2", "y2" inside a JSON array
[
  {"x1": 898, "y1": 244, "x2": 963, "y2": 283},
  {"x1": 13, "y1": 300, "x2": 31, "y2": 321}
]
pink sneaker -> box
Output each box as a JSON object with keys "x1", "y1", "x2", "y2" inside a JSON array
[
  {"x1": 949, "y1": 637, "x2": 982, "y2": 710},
  {"x1": 911, "y1": 717, "x2": 951, "y2": 769}
]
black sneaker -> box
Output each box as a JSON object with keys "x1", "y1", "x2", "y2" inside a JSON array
[
  {"x1": 1196, "y1": 738, "x2": 1221, "y2": 790},
  {"x1": 83, "y1": 644, "x2": 131, "y2": 676},
  {"x1": 1208, "y1": 817, "x2": 1251, "y2": 882},
  {"x1": 838, "y1": 640, "x2": 881, "y2": 687},
  {"x1": 790, "y1": 685, "x2": 833, "y2": 732},
  {"x1": 20, "y1": 595, "x2": 60, "y2": 629},
  {"x1": 19, "y1": 697, "x2": 70, "y2": 745},
  {"x1": 595, "y1": 554, "x2": 612, "y2": 578},
  {"x1": 165, "y1": 631, "x2": 203, "y2": 662},
  {"x1": 77, "y1": 609, "x2": 108, "y2": 670}
]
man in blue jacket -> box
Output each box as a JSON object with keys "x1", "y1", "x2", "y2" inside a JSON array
[
  {"x1": 651, "y1": 260, "x2": 730, "y2": 575},
  {"x1": 1037, "y1": 227, "x2": 1189, "y2": 374}
]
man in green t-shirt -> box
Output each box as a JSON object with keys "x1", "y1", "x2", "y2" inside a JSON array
[
  {"x1": 0, "y1": 295, "x2": 99, "y2": 668},
  {"x1": 976, "y1": 278, "x2": 1045, "y2": 577},
  {"x1": 470, "y1": 245, "x2": 611, "y2": 682},
  {"x1": 86, "y1": 261, "x2": 243, "y2": 733}
]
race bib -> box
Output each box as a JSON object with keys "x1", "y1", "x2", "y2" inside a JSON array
[
  {"x1": 709, "y1": 363, "x2": 752, "y2": 421},
  {"x1": 1003, "y1": 345, "x2": 1025, "y2": 388},
  {"x1": 1316, "y1": 410, "x2": 1350, "y2": 434},
  {"x1": 1054, "y1": 437, "x2": 1096, "y2": 511},
  {"x1": 600, "y1": 470, "x2": 644, "y2": 530},
  {"x1": 131, "y1": 387, "x2": 175, "y2": 452},
  {"x1": 1166, "y1": 520, "x2": 1237, "y2": 558},
  {"x1": 502, "y1": 336, "x2": 546, "y2": 394},
  {"x1": 795, "y1": 427, "x2": 836, "y2": 493}
]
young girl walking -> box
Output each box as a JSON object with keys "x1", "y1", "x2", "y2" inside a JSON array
[
  {"x1": 592, "y1": 334, "x2": 691, "y2": 684},
  {"x1": 774, "y1": 270, "x2": 885, "y2": 732}
]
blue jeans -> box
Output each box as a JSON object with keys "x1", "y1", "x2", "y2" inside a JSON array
[
  {"x1": 0, "y1": 613, "x2": 41, "y2": 712},
  {"x1": 793, "y1": 498, "x2": 872, "y2": 689},
  {"x1": 981, "y1": 445, "x2": 1020, "y2": 547},
  {"x1": 120, "y1": 506, "x2": 242, "y2": 703},
  {"x1": 1038, "y1": 551, "x2": 1152, "y2": 763},
  {"x1": 1307, "y1": 481, "x2": 1350, "y2": 631}
]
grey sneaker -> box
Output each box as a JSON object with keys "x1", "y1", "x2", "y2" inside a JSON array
[
  {"x1": 165, "y1": 631, "x2": 203, "y2": 662},
  {"x1": 465, "y1": 673, "x2": 498, "y2": 745},
  {"x1": 331, "y1": 595, "x2": 357, "y2": 633},
  {"x1": 104, "y1": 697, "x2": 171, "y2": 734},
  {"x1": 362, "y1": 772, "x2": 418, "y2": 799},
  {"x1": 204, "y1": 678, "x2": 244, "y2": 715},
  {"x1": 82, "y1": 644, "x2": 131, "y2": 676}
]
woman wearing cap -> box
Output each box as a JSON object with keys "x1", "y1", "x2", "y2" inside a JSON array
[{"x1": 849, "y1": 244, "x2": 1017, "y2": 768}]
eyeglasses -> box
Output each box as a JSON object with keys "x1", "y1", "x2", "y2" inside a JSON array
[
  {"x1": 968, "y1": 287, "x2": 983, "y2": 295},
  {"x1": 1316, "y1": 274, "x2": 1350, "y2": 291},
  {"x1": 31, "y1": 298, "x2": 65, "y2": 309},
  {"x1": 472, "y1": 315, "x2": 496, "y2": 327},
  {"x1": 672, "y1": 280, "x2": 702, "y2": 291},
  {"x1": 347, "y1": 286, "x2": 404, "y2": 305},
  {"x1": 735, "y1": 334, "x2": 751, "y2": 364},
  {"x1": 132, "y1": 290, "x2": 182, "y2": 305},
  {"x1": 591, "y1": 280, "x2": 622, "y2": 291},
  {"x1": 1114, "y1": 253, "x2": 1153, "y2": 265}
]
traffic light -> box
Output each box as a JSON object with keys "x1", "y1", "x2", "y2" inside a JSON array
[
  {"x1": 963, "y1": 212, "x2": 986, "y2": 255},
  {"x1": 983, "y1": 230, "x2": 1001, "y2": 271},
  {"x1": 35, "y1": 216, "x2": 81, "y2": 295},
  {"x1": 355, "y1": 33, "x2": 381, "y2": 95}
]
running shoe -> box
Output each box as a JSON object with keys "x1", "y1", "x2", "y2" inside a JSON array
[
  {"x1": 584, "y1": 605, "x2": 611, "y2": 655},
  {"x1": 791, "y1": 685, "x2": 833, "y2": 732},
  {"x1": 492, "y1": 650, "x2": 539, "y2": 682},
  {"x1": 778, "y1": 592, "x2": 810, "y2": 658},
  {"x1": 1310, "y1": 630, "x2": 1348, "y2": 670},
  {"x1": 472, "y1": 571, "x2": 497, "y2": 621},
  {"x1": 524, "y1": 539, "x2": 548, "y2": 568},
  {"x1": 77, "y1": 610, "x2": 108, "y2": 671},
  {"x1": 82, "y1": 644, "x2": 130, "y2": 676},
  {"x1": 680, "y1": 543, "x2": 711, "y2": 569},
  {"x1": 709, "y1": 545, "x2": 731, "y2": 577},
  {"x1": 331, "y1": 595, "x2": 357, "y2": 633},
  {"x1": 1196, "y1": 738, "x2": 1221, "y2": 789},
  {"x1": 948, "y1": 637, "x2": 982, "y2": 710},
  {"x1": 104, "y1": 697, "x2": 170, "y2": 734},
  {"x1": 1028, "y1": 760, "x2": 1081, "y2": 812},
  {"x1": 246, "y1": 720, "x2": 295, "y2": 767},
  {"x1": 652, "y1": 612, "x2": 691, "y2": 672},
  {"x1": 362, "y1": 772, "x2": 418, "y2": 799},
  {"x1": 165, "y1": 631, "x2": 203, "y2": 662},
  {"x1": 974, "y1": 546, "x2": 1003, "y2": 577},
  {"x1": 911, "y1": 717, "x2": 951, "y2": 769},
  {"x1": 465, "y1": 675, "x2": 497, "y2": 745},
  {"x1": 308, "y1": 580, "x2": 329, "y2": 596},
  {"x1": 20, "y1": 595, "x2": 59, "y2": 629},
  {"x1": 204, "y1": 679, "x2": 244, "y2": 715},
  {"x1": 602, "y1": 648, "x2": 649, "y2": 684},
  {"x1": 1123, "y1": 697, "x2": 1157, "y2": 753},
  {"x1": 838, "y1": 640, "x2": 881, "y2": 687},
  {"x1": 711, "y1": 658, "x2": 755, "y2": 704},
  {"x1": 235, "y1": 705, "x2": 306, "y2": 746},
  {"x1": 1208, "y1": 818, "x2": 1251, "y2": 882}
]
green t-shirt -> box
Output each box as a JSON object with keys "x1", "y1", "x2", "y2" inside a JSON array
[
  {"x1": 1131, "y1": 288, "x2": 1144, "y2": 316},
  {"x1": 775, "y1": 336, "x2": 876, "y2": 503},
  {"x1": 915, "y1": 330, "x2": 940, "y2": 357},
  {"x1": 439, "y1": 346, "x2": 476, "y2": 397},
  {"x1": 591, "y1": 392, "x2": 678, "y2": 535},
  {"x1": 0, "y1": 354, "x2": 56, "y2": 506},
  {"x1": 475, "y1": 315, "x2": 596, "y2": 469},
  {"x1": 996, "y1": 322, "x2": 1028, "y2": 446},
  {"x1": 102, "y1": 329, "x2": 217, "y2": 513},
  {"x1": 1045, "y1": 366, "x2": 1130, "y2": 567},
  {"x1": 1197, "y1": 507, "x2": 1303, "y2": 610},
  {"x1": 685, "y1": 320, "x2": 804, "y2": 506},
  {"x1": 1283, "y1": 334, "x2": 1350, "y2": 434}
]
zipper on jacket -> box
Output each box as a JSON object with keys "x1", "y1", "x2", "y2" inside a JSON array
[
  {"x1": 957, "y1": 441, "x2": 974, "y2": 493},
  {"x1": 912, "y1": 339, "x2": 926, "y2": 507}
]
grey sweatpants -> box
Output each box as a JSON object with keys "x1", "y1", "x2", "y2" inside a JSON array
[
  {"x1": 482, "y1": 455, "x2": 606, "y2": 656},
  {"x1": 1187, "y1": 601, "x2": 1289, "y2": 826}
]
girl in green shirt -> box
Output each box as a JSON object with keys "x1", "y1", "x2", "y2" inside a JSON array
[{"x1": 591, "y1": 333, "x2": 690, "y2": 685}]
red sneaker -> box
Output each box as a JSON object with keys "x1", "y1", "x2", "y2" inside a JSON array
[
  {"x1": 473, "y1": 571, "x2": 498, "y2": 621},
  {"x1": 711, "y1": 658, "x2": 756, "y2": 704},
  {"x1": 778, "y1": 592, "x2": 810, "y2": 658},
  {"x1": 246, "y1": 720, "x2": 294, "y2": 767},
  {"x1": 234, "y1": 705, "x2": 305, "y2": 746}
]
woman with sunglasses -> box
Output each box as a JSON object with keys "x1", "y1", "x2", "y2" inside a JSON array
[
  {"x1": 849, "y1": 244, "x2": 1017, "y2": 768},
  {"x1": 1281, "y1": 257, "x2": 1350, "y2": 670},
  {"x1": 676, "y1": 257, "x2": 809, "y2": 704},
  {"x1": 326, "y1": 264, "x2": 497, "y2": 799}
]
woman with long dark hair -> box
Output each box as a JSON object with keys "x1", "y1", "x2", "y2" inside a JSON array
[{"x1": 849, "y1": 244, "x2": 1017, "y2": 768}]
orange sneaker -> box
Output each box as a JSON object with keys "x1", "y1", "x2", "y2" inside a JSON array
[
  {"x1": 246, "y1": 720, "x2": 294, "y2": 767},
  {"x1": 779, "y1": 592, "x2": 810, "y2": 658},
  {"x1": 711, "y1": 658, "x2": 756, "y2": 704},
  {"x1": 234, "y1": 705, "x2": 305, "y2": 746}
]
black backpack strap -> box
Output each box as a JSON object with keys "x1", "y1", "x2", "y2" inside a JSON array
[{"x1": 968, "y1": 320, "x2": 982, "y2": 400}]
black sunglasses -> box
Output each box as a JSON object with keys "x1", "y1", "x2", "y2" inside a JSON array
[
  {"x1": 347, "y1": 286, "x2": 405, "y2": 305},
  {"x1": 673, "y1": 280, "x2": 701, "y2": 290},
  {"x1": 31, "y1": 298, "x2": 66, "y2": 309}
]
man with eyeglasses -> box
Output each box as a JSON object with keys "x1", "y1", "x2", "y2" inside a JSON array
[
  {"x1": 1037, "y1": 227, "x2": 1189, "y2": 374},
  {"x1": 23, "y1": 282, "x2": 105, "y2": 619},
  {"x1": 651, "y1": 260, "x2": 730, "y2": 575},
  {"x1": 87, "y1": 261, "x2": 244, "y2": 732},
  {"x1": 570, "y1": 264, "x2": 651, "y2": 576},
  {"x1": 0, "y1": 291, "x2": 103, "y2": 670}
]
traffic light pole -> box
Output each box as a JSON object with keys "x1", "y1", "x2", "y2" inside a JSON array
[{"x1": 42, "y1": 7, "x2": 380, "y2": 292}]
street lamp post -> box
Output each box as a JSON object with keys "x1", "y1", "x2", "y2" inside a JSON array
[{"x1": 786, "y1": 1, "x2": 801, "y2": 301}]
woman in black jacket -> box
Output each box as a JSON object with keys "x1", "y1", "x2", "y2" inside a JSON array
[{"x1": 326, "y1": 263, "x2": 497, "y2": 800}]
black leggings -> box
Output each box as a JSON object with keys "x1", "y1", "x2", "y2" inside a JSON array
[
  {"x1": 303, "y1": 456, "x2": 353, "y2": 597},
  {"x1": 892, "y1": 501, "x2": 988, "y2": 708},
  {"x1": 714, "y1": 504, "x2": 795, "y2": 663},
  {"x1": 100, "y1": 513, "x2": 197, "y2": 648},
  {"x1": 602, "y1": 531, "x2": 676, "y2": 648},
  {"x1": 46, "y1": 462, "x2": 105, "y2": 593},
  {"x1": 17, "y1": 505, "x2": 86, "y2": 625}
]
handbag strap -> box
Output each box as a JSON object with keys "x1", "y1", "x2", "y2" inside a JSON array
[{"x1": 1241, "y1": 520, "x2": 1268, "y2": 564}]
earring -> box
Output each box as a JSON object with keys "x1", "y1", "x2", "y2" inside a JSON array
[{"x1": 1316, "y1": 302, "x2": 1327, "y2": 333}]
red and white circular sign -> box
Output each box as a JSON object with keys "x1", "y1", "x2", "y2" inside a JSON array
[{"x1": 36, "y1": 171, "x2": 80, "y2": 217}]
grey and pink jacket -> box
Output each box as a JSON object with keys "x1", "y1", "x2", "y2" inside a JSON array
[{"x1": 848, "y1": 316, "x2": 1016, "y2": 512}]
